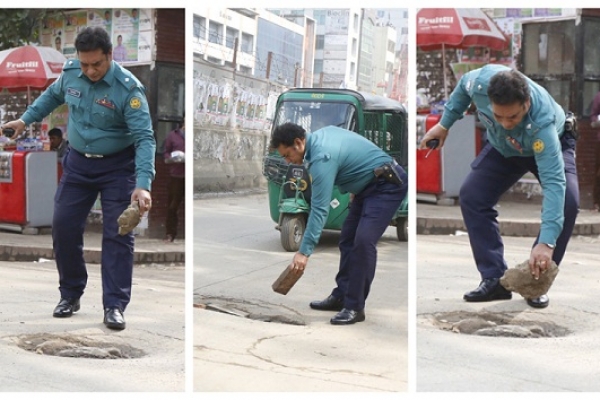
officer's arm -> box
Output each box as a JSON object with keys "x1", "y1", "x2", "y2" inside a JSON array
[
  {"x1": 299, "y1": 161, "x2": 337, "y2": 257},
  {"x1": 123, "y1": 88, "x2": 156, "y2": 191},
  {"x1": 439, "y1": 71, "x2": 476, "y2": 131},
  {"x1": 20, "y1": 74, "x2": 66, "y2": 125},
  {"x1": 535, "y1": 127, "x2": 566, "y2": 246}
]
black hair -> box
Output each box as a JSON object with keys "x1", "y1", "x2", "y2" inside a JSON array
[
  {"x1": 270, "y1": 122, "x2": 306, "y2": 148},
  {"x1": 487, "y1": 70, "x2": 530, "y2": 106},
  {"x1": 75, "y1": 26, "x2": 112, "y2": 54},
  {"x1": 48, "y1": 128, "x2": 62, "y2": 138}
]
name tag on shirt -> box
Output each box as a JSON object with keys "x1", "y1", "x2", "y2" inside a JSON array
[{"x1": 67, "y1": 88, "x2": 81, "y2": 98}]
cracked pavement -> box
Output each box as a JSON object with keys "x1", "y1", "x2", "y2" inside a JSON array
[
  {"x1": 0, "y1": 259, "x2": 185, "y2": 391},
  {"x1": 418, "y1": 233, "x2": 600, "y2": 391},
  {"x1": 194, "y1": 193, "x2": 408, "y2": 391}
]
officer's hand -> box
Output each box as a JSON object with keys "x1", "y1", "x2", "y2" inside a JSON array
[
  {"x1": 291, "y1": 252, "x2": 308, "y2": 275},
  {"x1": 528, "y1": 243, "x2": 554, "y2": 280},
  {"x1": 1, "y1": 119, "x2": 26, "y2": 140},
  {"x1": 419, "y1": 123, "x2": 449, "y2": 150},
  {"x1": 131, "y1": 188, "x2": 152, "y2": 216}
]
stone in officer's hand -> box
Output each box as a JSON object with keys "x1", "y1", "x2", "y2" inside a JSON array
[
  {"x1": 117, "y1": 202, "x2": 141, "y2": 235},
  {"x1": 500, "y1": 259, "x2": 559, "y2": 299}
]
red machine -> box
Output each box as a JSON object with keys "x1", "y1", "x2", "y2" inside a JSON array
[
  {"x1": 0, "y1": 150, "x2": 57, "y2": 233},
  {"x1": 416, "y1": 113, "x2": 479, "y2": 204}
]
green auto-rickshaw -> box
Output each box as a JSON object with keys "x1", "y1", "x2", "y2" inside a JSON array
[{"x1": 262, "y1": 88, "x2": 408, "y2": 252}]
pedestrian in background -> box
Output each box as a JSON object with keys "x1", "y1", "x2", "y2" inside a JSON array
[
  {"x1": 589, "y1": 89, "x2": 600, "y2": 211},
  {"x1": 163, "y1": 115, "x2": 185, "y2": 243},
  {"x1": 270, "y1": 123, "x2": 407, "y2": 325},
  {"x1": 1, "y1": 26, "x2": 156, "y2": 330},
  {"x1": 48, "y1": 127, "x2": 68, "y2": 161},
  {"x1": 420, "y1": 64, "x2": 579, "y2": 309}
]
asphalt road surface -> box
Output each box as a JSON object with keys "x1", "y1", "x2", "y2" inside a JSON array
[{"x1": 194, "y1": 193, "x2": 408, "y2": 392}]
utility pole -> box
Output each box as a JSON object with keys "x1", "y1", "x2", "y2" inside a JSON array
[
  {"x1": 231, "y1": 37, "x2": 239, "y2": 129},
  {"x1": 266, "y1": 51, "x2": 273, "y2": 80},
  {"x1": 232, "y1": 37, "x2": 238, "y2": 79}
]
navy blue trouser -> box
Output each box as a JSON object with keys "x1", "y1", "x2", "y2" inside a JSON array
[
  {"x1": 331, "y1": 164, "x2": 408, "y2": 311},
  {"x1": 459, "y1": 133, "x2": 579, "y2": 280},
  {"x1": 53, "y1": 146, "x2": 136, "y2": 311}
]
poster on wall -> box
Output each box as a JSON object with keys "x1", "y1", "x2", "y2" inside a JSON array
[
  {"x1": 63, "y1": 12, "x2": 87, "y2": 59},
  {"x1": 40, "y1": 14, "x2": 65, "y2": 54},
  {"x1": 88, "y1": 9, "x2": 113, "y2": 30},
  {"x1": 111, "y1": 9, "x2": 140, "y2": 62},
  {"x1": 39, "y1": 8, "x2": 153, "y2": 65}
]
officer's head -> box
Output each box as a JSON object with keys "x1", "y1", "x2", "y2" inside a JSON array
[
  {"x1": 488, "y1": 70, "x2": 531, "y2": 131},
  {"x1": 75, "y1": 27, "x2": 113, "y2": 83},
  {"x1": 271, "y1": 122, "x2": 306, "y2": 165}
]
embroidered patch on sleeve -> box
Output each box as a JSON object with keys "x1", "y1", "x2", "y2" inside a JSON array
[
  {"x1": 533, "y1": 139, "x2": 545, "y2": 153},
  {"x1": 130, "y1": 97, "x2": 142, "y2": 109}
]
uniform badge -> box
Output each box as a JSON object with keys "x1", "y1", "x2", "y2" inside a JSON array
[
  {"x1": 96, "y1": 97, "x2": 115, "y2": 109},
  {"x1": 130, "y1": 97, "x2": 142, "y2": 109},
  {"x1": 533, "y1": 139, "x2": 545, "y2": 153},
  {"x1": 506, "y1": 136, "x2": 523, "y2": 153}
]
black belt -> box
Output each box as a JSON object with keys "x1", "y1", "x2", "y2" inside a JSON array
[
  {"x1": 72, "y1": 145, "x2": 133, "y2": 159},
  {"x1": 373, "y1": 159, "x2": 403, "y2": 185}
]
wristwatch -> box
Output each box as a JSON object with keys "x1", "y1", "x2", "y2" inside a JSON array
[{"x1": 543, "y1": 243, "x2": 556, "y2": 249}]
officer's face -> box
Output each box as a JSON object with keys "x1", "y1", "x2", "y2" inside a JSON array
[
  {"x1": 79, "y1": 49, "x2": 112, "y2": 82},
  {"x1": 491, "y1": 100, "x2": 530, "y2": 131},
  {"x1": 277, "y1": 138, "x2": 305, "y2": 165}
]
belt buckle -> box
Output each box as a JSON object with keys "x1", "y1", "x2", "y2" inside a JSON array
[{"x1": 85, "y1": 153, "x2": 104, "y2": 158}]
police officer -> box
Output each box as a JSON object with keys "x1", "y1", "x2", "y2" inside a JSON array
[
  {"x1": 271, "y1": 123, "x2": 408, "y2": 325},
  {"x1": 1, "y1": 26, "x2": 156, "y2": 330},
  {"x1": 419, "y1": 64, "x2": 579, "y2": 309}
]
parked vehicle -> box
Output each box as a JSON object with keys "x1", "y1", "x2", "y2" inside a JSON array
[{"x1": 262, "y1": 88, "x2": 408, "y2": 251}]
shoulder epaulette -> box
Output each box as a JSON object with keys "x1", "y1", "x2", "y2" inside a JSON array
[
  {"x1": 114, "y1": 63, "x2": 145, "y2": 92},
  {"x1": 62, "y1": 59, "x2": 80, "y2": 70}
]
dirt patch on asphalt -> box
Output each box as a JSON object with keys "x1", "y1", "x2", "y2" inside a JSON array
[
  {"x1": 13, "y1": 330, "x2": 146, "y2": 358},
  {"x1": 425, "y1": 310, "x2": 570, "y2": 338}
]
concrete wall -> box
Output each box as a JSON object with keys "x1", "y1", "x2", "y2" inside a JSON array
[
  {"x1": 193, "y1": 59, "x2": 287, "y2": 195},
  {"x1": 194, "y1": 125, "x2": 269, "y2": 194}
]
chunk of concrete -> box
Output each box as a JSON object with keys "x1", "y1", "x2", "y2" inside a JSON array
[
  {"x1": 500, "y1": 259, "x2": 559, "y2": 299},
  {"x1": 117, "y1": 202, "x2": 141, "y2": 235}
]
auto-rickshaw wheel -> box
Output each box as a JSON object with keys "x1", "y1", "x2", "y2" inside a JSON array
[
  {"x1": 396, "y1": 217, "x2": 408, "y2": 242},
  {"x1": 280, "y1": 214, "x2": 306, "y2": 252}
]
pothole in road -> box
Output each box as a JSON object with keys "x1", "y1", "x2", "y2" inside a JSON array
[
  {"x1": 428, "y1": 311, "x2": 570, "y2": 338},
  {"x1": 15, "y1": 332, "x2": 146, "y2": 359},
  {"x1": 195, "y1": 295, "x2": 306, "y2": 326}
]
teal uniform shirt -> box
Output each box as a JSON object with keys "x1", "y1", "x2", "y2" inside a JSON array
[
  {"x1": 21, "y1": 59, "x2": 156, "y2": 190},
  {"x1": 299, "y1": 126, "x2": 392, "y2": 256},
  {"x1": 439, "y1": 64, "x2": 566, "y2": 245}
]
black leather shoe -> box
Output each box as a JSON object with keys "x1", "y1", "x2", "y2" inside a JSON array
[
  {"x1": 53, "y1": 298, "x2": 80, "y2": 318},
  {"x1": 463, "y1": 278, "x2": 512, "y2": 302},
  {"x1": 527, "y1": 294, "x2": 549, "y2": 309},
  {"x1": 103, "y1": 308, "x2": 126, "y2": 330},
  {"x1": 330, "y1": 308, "x2": 366, "y2": 325},
  {"x1": 310, "y1": 295, "x2": 344, "y2": 311}
]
